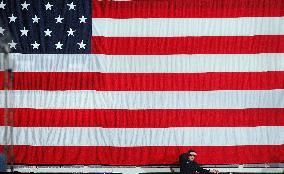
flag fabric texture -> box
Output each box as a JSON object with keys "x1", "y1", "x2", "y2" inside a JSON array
[{"x1": 0, "y1": 0, "x2": 284, "y2": 165}]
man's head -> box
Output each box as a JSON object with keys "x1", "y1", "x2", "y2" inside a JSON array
[{"x1": 187, "y1": 150, "x2": 197, "y2": 161}]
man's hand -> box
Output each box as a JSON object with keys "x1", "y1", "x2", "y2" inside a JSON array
[{"x1": 210, "y1": 169, "x2": 219, "y2": 173}]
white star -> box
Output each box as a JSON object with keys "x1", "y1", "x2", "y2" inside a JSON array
[
  {"x1": 0, "y1": 0, "x2": 6, "y2": 9},
  {"x1": 21, "y1": 1, "x2": 30, "y2": 10},
  {"x1": 55, "y1": 41, "x2": 63, "y2": 49},
  {"x1": 67, "y1": 28, "x2": 75, "y2": 36},
  {"x1": 31, "y1": 41, "x2": 40, "y2": 49},
  {"x1": 44, "y1": 29, "x2": 52, "y2": 36},
  {"x1": 8, "y1": 40, "x2": 17, "y2": 49},
  {"x1": 20, "y1": 27, "x2": 29, "y2": 36},
  {"x1": 0, "y1": 27, "x2": 5, "y2": 35},
  {"x1": 8, "y1": 14, "x2": 17, "y2": 23},
  {"x1": 77, "y1": 40, "x2": 86, "y2": 49},
  {"x1": 67, "y1": 2, "x2": 76, "y2": 10},
  {"x1": 32, "y1": 15, "x2": 40, "y2": 23},
  {"x1": 55, "y1": 15, "x2": 64, "y2": 23},
  {"x1": 79, "y1": 16, "x2": 87, "y2": 23},
  {"x1": 45, "y1": 2, "x2": 53, "y2": 10}
]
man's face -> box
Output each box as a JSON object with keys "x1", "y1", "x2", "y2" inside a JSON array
[{"x1": 188, "y1": 155, "x2": 196, "y2": 161}]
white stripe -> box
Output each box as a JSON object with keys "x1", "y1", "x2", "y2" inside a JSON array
[
  {"x1": 0, "y1": 54, "x2": 4, "y2": 71},
  {"x1": 0, "y1": 90, "x2": 284, "y2": 109},
  {"x1": 92, "y1": 17, "x2": 284, "y2": 36},
  {"x1": 3, "y1": 53, "x2": 284, "y2": 73},
  {"x1": 0, "y1": 126, "x2": 283, "y2": 146}
]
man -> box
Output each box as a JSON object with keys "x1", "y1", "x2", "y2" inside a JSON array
[{"x1": 179, "y1": 150, "x2": 219, "y2": 174}]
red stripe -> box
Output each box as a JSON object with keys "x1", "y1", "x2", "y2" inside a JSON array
[
  {"x1": 0, "y1": 72, "x2": 3, "y2": 90},
  {"x1": 0, "y1": 71, "x2": 13, "y2": 90},
  {"x1": 1, "y1": 145, "x2": 283, "y2": 165},
  {"x1": 1, "y1": 108, "x2": 283, "y2": 127},
  {"x1": 7, "y1": 72, "x2": 284, "y2": 90},
  {"x1": 92, "y1": 36, "x2": 284, "y2": 55},
  {"x1": 92, "y1": 0, "x2": 284, "y2": 18}
]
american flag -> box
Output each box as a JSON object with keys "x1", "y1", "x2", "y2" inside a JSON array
[{"x1": 0, "y1": 0, "x2": 284, "y2": 165}]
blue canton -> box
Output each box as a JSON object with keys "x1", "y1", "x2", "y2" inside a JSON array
[{"x1": 0, "y1": 0, "x2": 91, "y2": 53}]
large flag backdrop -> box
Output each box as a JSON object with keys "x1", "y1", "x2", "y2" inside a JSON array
[{"x1": 0, "y1": 0, "x2": 284, "y2": 165}]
